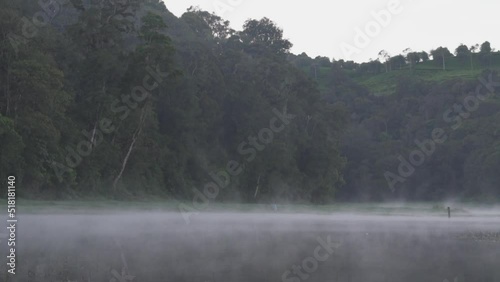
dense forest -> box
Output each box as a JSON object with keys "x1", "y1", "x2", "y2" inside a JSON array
[{"x1": 1, "y1": 0, "x2": 499, "y2": 203}]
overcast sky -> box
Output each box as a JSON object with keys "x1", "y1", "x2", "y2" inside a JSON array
[{"x1": 164, "y1": 0, "x2": 499, "y2": 63}]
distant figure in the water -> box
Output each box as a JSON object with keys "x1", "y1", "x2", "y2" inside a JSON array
[
  {"x1": 447, "y1": 206, "x2": 451, "y2": 218},
  {"x1": 272, "y1": 203, "x2": 278, "y2": 212}
]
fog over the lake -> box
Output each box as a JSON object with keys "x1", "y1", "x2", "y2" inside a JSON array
[{"x1": 2, "y1": 206, "x2": 500, "y2": 282}]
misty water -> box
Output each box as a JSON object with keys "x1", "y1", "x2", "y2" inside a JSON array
[{"x1": 1, "y1": 206, "x2": 500, "y2": 282}]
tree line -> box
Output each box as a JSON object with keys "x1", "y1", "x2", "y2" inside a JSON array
[
  {"x1": 312, "y1": 41, "x2": 497, "y2": 75},
  {"x1": 0, "y1": 1, "x2": 346, "y2": 203},
  {"x1": 1, "y1": 0, "x2": 498, "y2": 202}
]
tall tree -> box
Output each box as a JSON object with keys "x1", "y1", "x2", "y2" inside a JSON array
[
  {"x1": 480, "y1": 41, "x2": 492, "y2": 66},
  {"x1": 112, "y1": 11, "x2": 176, "y2": 192},
  {"x1": 455, "y1": 44, "x2": 470, "y2": 60},
  {"x1": 480, "y1": 41, "x2": 492, "y2": 53},
  {"x1": 378, "y1": 50, "x2": 390, "y2": 72},
  {"x1": 430, "y1": 47, "x2": 452, "y2": 70},
  {"x1": 240, "y1": 17, "x2": 292, "y2": 57},
  {"x1": 403, "y1": 48, "x2": 417, "y2": 71}
]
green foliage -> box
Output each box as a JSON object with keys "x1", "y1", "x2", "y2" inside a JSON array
[
  {"x1": 0, "y1": 115, "x2": 25, "y2": 184},
  {"x1": 455, "y1": 44, "x2": 470, "y2": 58},
  {"x1": 0, "y1": 1, "x2": 348, "y2": 203},
  {"x1": 289, "y1": 49, "x2": 500, "y2": 202},
  {"x1": 1, "y1": 0, "x2": 498, "y2": 203},
  {"x1": 431, "y1": 47, "x2": 453, "y2": 60},
  {"x1": 480, "y1": 41, "x2": 492, "y2": 54},
  {"x1": 241, "y1": 17, "x2": 292, "y2": 57}
]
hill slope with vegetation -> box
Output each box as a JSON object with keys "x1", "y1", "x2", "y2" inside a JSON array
[{"x1": 289, "y1": 45, "x2": 500, "y2": 202}]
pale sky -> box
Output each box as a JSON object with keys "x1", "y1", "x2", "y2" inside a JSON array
[{"x1": 164, "y1": 0, "x2": 499, "y2": 63}]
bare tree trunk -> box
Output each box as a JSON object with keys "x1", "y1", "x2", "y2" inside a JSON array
[
  {"x1": 90, "y1": 83, "x2": 105, "y2": 148},
  {"x1": 90, "y1": 110, "x2": 100, "y2": 149},
  {"x1": 191, "y1": 61, "x2": 198, "y2": 76},
  {"x1": 253, "y1": 175, "x2": 261, "y2": 199},
  {"x1": 306, "y1": 115, "x2": 312, "y2": 134},
  {"x1": 442, "y1": 51, "x2": 446, "y2": 70},
  {"x1": 112, "y1": 106, "x2": 147, "y2": 191},
  {"x1": 90, "y1": 120, "x2": 98, "y2": 146}
]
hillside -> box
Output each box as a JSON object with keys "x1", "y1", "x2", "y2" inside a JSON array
[
  {"x1": 290, "y1": 52, "x2": 500, "y2": 96},
  {"x1": 353, "y1": 54, "x2": 500, "y2": 95},
  {"x1": 289, "y1": 51, "x2": 500, "y2": 201}
]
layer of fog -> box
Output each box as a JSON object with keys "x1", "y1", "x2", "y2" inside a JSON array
[{"x1": 1, "y1": 205, "x2": 499, "y2": 282}]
